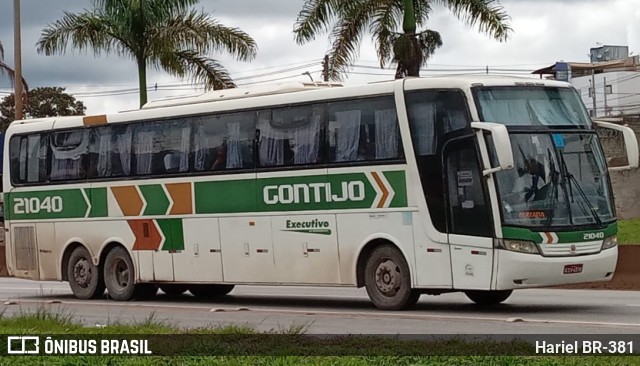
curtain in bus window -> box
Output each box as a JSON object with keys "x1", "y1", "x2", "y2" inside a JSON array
[
  {"x1": 16, "y1": 137, "x2": 27, "y2": 182},
  {"x1": 26, "y1": 135, "x2": 46, "y2": 182},
  {"x1": 136, "y1": 131, "x2": 154, "y2": 175},
  {"x1": 527, "y1": 98, "x2": 579, "y2": 126},
  {"x1": 334, "y1": 110, "x2": 361, "y2": 162},
  {"x1": 50, "y1": 131, "x2": 88, "y2": 180},
  {"x1": 444, "y1": 110, "x2": 468, "y2": 133},
  {"x1": 178, "y1": 126, "x2": 190, "y2": 172},
  {"x1": 97, "y1": 134, "x2": 112, "y2": 177},
  {"x1": 258, "y1": 111, "x2": 284, "y2": 167},
  {"x1": 408, "y1": 103, "x2": 436, "y2": 156},
  {"x1": 374, "y1": 109, "x2": 398, "y2": 159},
  {"x1": 226, "y1": 121, "x2": 242, "y2": 169},
  {"x1": 293, "y1": 114, "x2": 321, "y2": 164},
  {"x1": 116, "y1": 127, "x2": 132, "y2": 175},
  {"x1": 477, "y1": 91, "x2": 529, "y2": 125},
  {"x1": 194, "y1": 123, "x2": 208, "y2": 171}
]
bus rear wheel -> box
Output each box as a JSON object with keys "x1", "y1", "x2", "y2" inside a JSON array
[
  {"x1": 188, "y1": 284, "x2": 235, "y2": 298},
  {"x1": 104, "y1": 246, "x2": 157, "y2": 301},
  {"x1": 67, "y1": 246, "x2": 105, "y2": 299},
  {"x1": 364, "y1": 244, "x2": 420, "y2": 310},
  {"x1": 465, "y1": 290, "x2": 513, "y2": 306}
]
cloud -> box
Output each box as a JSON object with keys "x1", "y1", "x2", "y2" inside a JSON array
[{"x1": 0, "y1": 0, "x2": 638, "y2": 114}]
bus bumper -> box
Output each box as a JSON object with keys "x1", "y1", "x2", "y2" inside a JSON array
[{"x1": 495, "y1": 246, "x2": 617, "y2": 289}]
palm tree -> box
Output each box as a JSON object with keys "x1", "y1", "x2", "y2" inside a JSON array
[
  {"x1": 0, "y1": 40, "x2": 29, "y2": 92},
  {"x1": 37, "y1": 0, "x2": 257, "y2": 108},
  {"x1": 294, "y1": 0, "x2": 511, "y2": 80}
]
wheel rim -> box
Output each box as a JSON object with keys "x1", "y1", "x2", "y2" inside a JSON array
[
  {"x1": 112, "y1": 258, "x2": 130, "y2": 289},
  {"x1": 374, "y1": 258, "x2": 401, "y2": 296},
  {"x1": 73, "y1": 258, "x2": 92, "y2": 288}
]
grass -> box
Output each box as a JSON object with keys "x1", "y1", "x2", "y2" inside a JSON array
[
  {"x1": 0, "y1": 306, "x2": 638, "y2": 365},
  {"x1": 618, "y1": 218, "x2": 640, "y2": 244}
]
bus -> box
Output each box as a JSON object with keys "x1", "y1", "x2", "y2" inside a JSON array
[{"x1": 3, "y1": 76, "x2": 638, "y2": 310}]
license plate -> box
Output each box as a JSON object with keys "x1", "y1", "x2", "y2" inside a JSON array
[{"x1": 563, "y1": 264, "x2": 583, "y2": 274}]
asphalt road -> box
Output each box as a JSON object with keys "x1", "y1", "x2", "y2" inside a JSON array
[{"x1": 0, "y1": 278, "x2": 639, "y2": 334}]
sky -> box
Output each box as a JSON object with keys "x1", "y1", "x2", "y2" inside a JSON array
[{"x1": 0, "y1": 0, "x2": 639, "y2": 115}]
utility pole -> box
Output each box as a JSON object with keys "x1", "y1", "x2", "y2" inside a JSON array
[
  {"x1": 603, "y1": 76, "x2": 608, "y2": 116},
  {"x1": 591, "y1": 68, "x2": 597, "y2": 118},
  {"x1": 14, "y1": 0, "x2": 24, "y2": 121},
  {"x1": 322, "y1": 55, "x2": 329, "y2": 82}
]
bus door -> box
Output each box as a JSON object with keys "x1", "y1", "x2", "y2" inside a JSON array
[{"x1": 443, "y1": 136, "x2": 495, "y2": 290}]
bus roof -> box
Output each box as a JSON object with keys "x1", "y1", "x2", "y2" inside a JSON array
[
  {"x1": 141, "y1": 81, "x2": 344, "y2": 110},
  {"x1": 4, "y1": 75, "x2": 573, "y2": 134}
]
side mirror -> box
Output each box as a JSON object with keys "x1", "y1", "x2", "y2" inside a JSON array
[
  {"x1": 593, "y1": 120, "x2": 639, "y2": 171},
  {"x1": 471, "y1": 122, "x2": 515, "y2": 176}
]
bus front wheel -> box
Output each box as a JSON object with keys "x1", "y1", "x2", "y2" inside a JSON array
[
  {"x1": 67, "y1": 246, "x2": 105, "y2": 299},
  {"x1": 104, "y1": 246, "x2": 157, "y2": 301},
  {"x1": 364, "y1": 244, "x2": 420, "y2": 310},
  {"x1": 465, "y1": 290, "x2": 513, "y2": 306}
]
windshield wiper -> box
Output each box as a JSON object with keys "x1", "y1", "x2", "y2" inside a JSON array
[
  {"x1": 545, "y1": 148, "x2": 560, "y2": 230},
  {"x1": 557, "y1": 148, "x2": 602, "y2": 226}
]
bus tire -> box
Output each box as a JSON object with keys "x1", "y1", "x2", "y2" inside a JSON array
[
  {"x1": 465, "y1": 290, "x2": 513, "y2": 306},
  {"x1": 104, "y1": 246, "x2": 155, "y2": 301},
  {"x1": 363, "y1": 244, "x2": 419, "y2": 310},
  {"x1": 67, "y1": 246, "x2": 105, "y2": 300},
  {"x1": 160, "y1": 284, "x2": 188, "y2": 296},
  {"x1": 188, "y1": 284, "x2": 235, "y2": 298}
]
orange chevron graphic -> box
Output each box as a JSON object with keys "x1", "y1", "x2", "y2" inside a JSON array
[
  {"x1": 166, "y1": 183, "x2": 193, "y2": 215},
  {"x1": 543, "y1": 232, "x2": 553, "y2": 243},
  {"x1": 371, "y1": 172, "x2": 389, "y2": 208},
  {"x1": 129, "y1": 219, "x2": 162, "y2": 250},
  {"x1": 112, "y1": 186, "x2": 143, "y2": 216}
]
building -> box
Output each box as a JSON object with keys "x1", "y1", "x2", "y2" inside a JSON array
[{"x1": 532, "y1": 47, "x2": 640, "y2": 118}]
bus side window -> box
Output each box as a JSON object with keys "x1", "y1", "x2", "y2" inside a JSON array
[
  {"x1": 258, "y1": 104, "x2": 325, "y2": 168},
  {"x1": 88, "y1": 125, "x2": 132, "y2": 178},
  {"x1": 50, "y1": 130, "x2": 89, "y2": 181},
  {"x1": 327, "y1": 96, "x2": 401, "y2": 164},
  {"x1": 193, "y1": 111, "x2": 255, "y2": 171}
]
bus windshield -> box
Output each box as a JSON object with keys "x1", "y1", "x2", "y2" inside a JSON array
[
  {"x1": 495, "y1": 133, "x2": 615, "y2": 228},
  {"x1": 474, "y1": 86, "x2": 591, "y2": 127}
]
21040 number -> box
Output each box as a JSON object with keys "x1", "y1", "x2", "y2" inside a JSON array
[{"x1": 13, "y1": 196, "x2": 64, "y2": 215}]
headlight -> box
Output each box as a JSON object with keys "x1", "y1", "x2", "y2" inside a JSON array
[
  {"x1": 601, "y1": 235, "x2": 618, "y2": 250},
  {"x1": 494, "y1": 239, "x2": 540, "y2": 254}
]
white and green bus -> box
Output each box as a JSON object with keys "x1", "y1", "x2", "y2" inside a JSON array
[{"x1": 3, "y1": 76, "x2": 638, "y2": 310}]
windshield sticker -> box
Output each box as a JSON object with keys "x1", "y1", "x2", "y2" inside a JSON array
[
  {"x1": 518, "y1": 211, "x2": 546, "y2": 219},
  {"x1": 552, "y1": 134, "x2": 566, "y2": 148},
  {"x1": 531, "y1": 135, "x2": 543, "y2": 154},
  {"x1": 457, "y1": 170, "x2": 473, "y2": 186}
]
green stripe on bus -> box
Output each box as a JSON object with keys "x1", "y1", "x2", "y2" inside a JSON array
[
  {"x1": 194, "y1": 171, "x2": 407, "y2": 214},
  {"x1": 140, "y1": 185, "x2": 170, "y2": 216},
  {"x1": 502, "y1": 223, "x2": 617, "y2": 244},
  {"x1": 157, "y1": 219, "x2": 185, "y2": 251},
  {"x1": 87, "y1": 187, "x2": 108, "y2": 218},
  {"x1": 195, "y1": 179, "x2": 257, "y2": 214},
  {"x1": 6, "y1": 189, "x2": 89, "y2": 220},
  {"x1": 385, "y1": 171, "x2": 408, "y2": 208},
  {"x1": 7, "y1": 170, "x2": 408, "y2": 220}
]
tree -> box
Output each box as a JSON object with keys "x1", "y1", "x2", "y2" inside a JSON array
[
  {"x1": 0, "y1": 87, "x2": 86, "y2": 131},
  {"x1": 294, "y1": 0, "x2": 511, "y2": 80},
  {"x1": 0, "y1": 39, "x2": 29, "y2": 94},
  {"x1": 37, "y1": 0, "x2": 257, "y2": 108}
]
